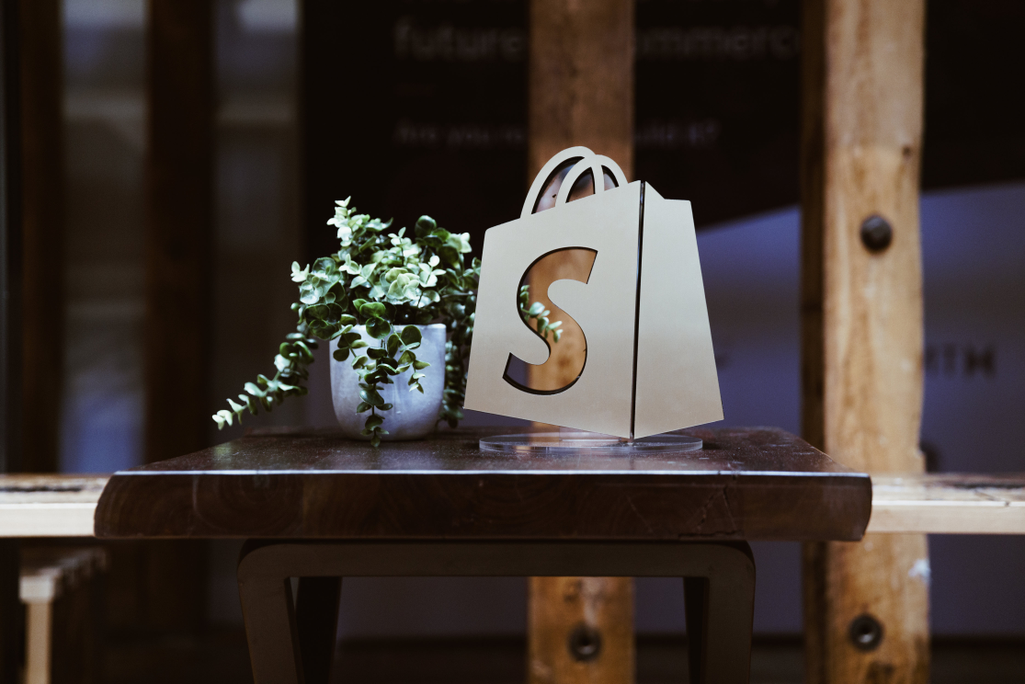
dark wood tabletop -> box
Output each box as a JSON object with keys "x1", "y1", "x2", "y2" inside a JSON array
[{"x1": 93, "y1": 427, "x2": 871, "y2": 541}]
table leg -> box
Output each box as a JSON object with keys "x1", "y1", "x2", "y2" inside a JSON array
[
  {"x1": 237, "y1": 544, "x2": 303, "y2": 684},
  {"x1": 237, "y1": 540, "x2": 755, "y2": 684},
  {"x1": 295, "y1": 577, "x2": 342, "y2": 684},
  {"x1": 683, "y1": 545, "x2": 756, "y2": 684},
  {"x1": 684, "y1": 577, "x2": 708, "y2": 682}
]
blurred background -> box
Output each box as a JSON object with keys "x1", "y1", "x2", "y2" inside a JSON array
[{"x1": 31, "y1": 0, "x2": 1025, "y2": 675}]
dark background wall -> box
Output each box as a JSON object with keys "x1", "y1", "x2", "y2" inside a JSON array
[{"x1": 59, "y1": 0, "x2": 1024, "y2": 637}]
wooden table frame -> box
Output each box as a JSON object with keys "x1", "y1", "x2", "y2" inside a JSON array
[
  {"x1": 88, "y1": 426, "x2": 870, "y2": 684},
  {"x1": 237, "y1": 540, "x2": 755, "y2": 684}
]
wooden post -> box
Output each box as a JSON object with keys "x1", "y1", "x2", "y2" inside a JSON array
[
  {"x1": 528, "y1": 0, "x2": 633, "y2": 179},
  {"x1": 143, "y1": 0, "x2": 213, "y2": 632},
  {"x1": 800, "y1": 1, "x2": 929, "y2": 683},
  {"x1": 527, "y1": 2, "x2": 635, "y2": 683},
  {"x1": 18, "y1": 0, "x2": 63, "y2": 474},
  {"x1": 145, "y1": 0, "x2": 213, "y2": 463},
  {"x1": 0, "y1": 0, "x2": 23, "y2": 680},
  {"x1": 24, "y1": 602, "x2": 51, "y2": 684}
]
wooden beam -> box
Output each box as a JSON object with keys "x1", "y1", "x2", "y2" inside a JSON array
[
  {"x1": 18, "y1": 0, "x2": 62, "y2": 474},
  {"x1": 526, "y1": 0, "x2": 635, "y2": 398},
  {"x1": 143, "y1": 0, "x2": 213, "y2": 633},
  {"x1": 528, "y1": 577, "x2": 634, "y2": 684},
  {"x1": 800, "y1": 0, "x2": 929, "y2": 682},
  {"x1": 528, "y1": 0, "x2": 633, "y2": 184},
  {"x1": 527, "y1": 1, "x2": 635, "y2": 683}
]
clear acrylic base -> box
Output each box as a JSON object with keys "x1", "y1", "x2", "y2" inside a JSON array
[{"x1": 479, "y1": 429, "x2": 702, "y2": 454}]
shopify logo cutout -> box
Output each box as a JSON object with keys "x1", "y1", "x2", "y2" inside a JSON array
[{"x1": 464, "y1": 147, "x2": 722, "y2": 439}]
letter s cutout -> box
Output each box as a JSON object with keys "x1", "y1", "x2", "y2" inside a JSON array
[{"x1": 502, "y1": 247, "x2": 596, "y2": 395}]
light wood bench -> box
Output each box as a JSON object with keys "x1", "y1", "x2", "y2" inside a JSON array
[
  {"x1": 0, "y1": 476, "x2": 107, "y2": 537},
  {"x1": 867, "y1": 474, "x2": 1025, "y2": 534},
  {"x1": 0, "y1": 472, "x2": 1022, "y2": 538},
  {"x1": 20, "y1": 546, "x2": 107, "y2": 684}
]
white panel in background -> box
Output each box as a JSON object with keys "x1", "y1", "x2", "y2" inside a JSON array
[
  {"x1": 237, "y1": 0, "x2": 297, "y2": 32},
  {"x1": 65, "y1": 0, "x2": 144, "y2": 29}
]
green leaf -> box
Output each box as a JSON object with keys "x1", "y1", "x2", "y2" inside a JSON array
[
  {"x1": 359, "y1": 388, "x2": 385, "y2": 406},
  {"x1": 312, "y1": 257, "x2": 335, "y2": 278},
  {"x1": 360, "y1": 301, "x2": 387, "y2": 319},
  {"x1": 400, "y1": 325, "x2": 422, "y2": 347},
  {"x1": 333, "y1": 347, "x2": 350, "y2": 362},
  {"x1": 412, "y1": 360, "x2": 430, "y2": 370},
  {"x1": 299, "y1": 282, "x2": 319, "y2": 305},
  {"x1": 293, "y1": 341, "x2": 314, "y2": 360},
  {"x1": 386, "y1": 279, "x2": 406, "y2": 299},
  {"x1": 240, "y1": 394, "x2": 258, "y2": 413},
  {"x1": 366, "y1": 318, "x2": 390, "y2": 339},
  {"x1": 415, "y1": 215, "x2": 437, "y2": 234},
  {"x1": 387, "y1": 334, "x2": 402, "y2": 355},
  {"x1": 365, "y1": 414, "x2": 384, "y2": 429},
  {"x1": 438, "y1": 245, "x2": 459, "y2": 266}
]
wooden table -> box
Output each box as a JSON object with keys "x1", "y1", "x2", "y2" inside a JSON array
[{"x1": 94, "y1": 427, "x2": 872, "y2": 684}]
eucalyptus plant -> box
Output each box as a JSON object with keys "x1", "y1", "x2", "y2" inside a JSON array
[{"x1": 213, "y1": 198, "x2": 560, "y2": 446}]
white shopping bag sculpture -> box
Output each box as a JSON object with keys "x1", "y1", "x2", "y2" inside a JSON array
[{"x1": 464, "y1": 147, "x2": 722, "y2": 439}]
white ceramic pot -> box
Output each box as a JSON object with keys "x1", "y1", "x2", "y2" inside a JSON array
[{"x1": 330, "y1": 323, "x2": 447, "y2": 441}]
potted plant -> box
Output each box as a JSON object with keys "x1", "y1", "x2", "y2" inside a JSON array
[{"x1": 213, "y1": 198, "x2": 560, "y2": 446}]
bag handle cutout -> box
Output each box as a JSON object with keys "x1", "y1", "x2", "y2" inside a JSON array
[{"x1": 520, "y1": 147, "x2": 629, "y2": 219}]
